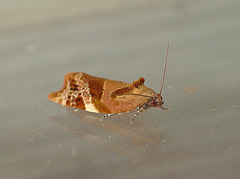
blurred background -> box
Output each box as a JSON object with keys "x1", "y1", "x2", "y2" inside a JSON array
[{"x1": 1, "y1": 0, "x2": 240, "y2": 178}]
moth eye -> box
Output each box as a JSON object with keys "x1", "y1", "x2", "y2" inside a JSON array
[{"x1": 151, "y1": 100, "x2": 158, "y2": 107}]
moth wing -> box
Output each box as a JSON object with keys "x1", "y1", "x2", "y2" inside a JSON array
[
  {"x1": 110, "y1": 77, "x2": 145, "y2": 98},
  {"x1": 101, "y1": 77, "x2": 149, "y2": 113},
  {"x1": 48, "y1": 72, "x2": 114, "y2": 114},
  {"x1": 48, "y1": 72, "x2": 87, "y2": 110},
  {"x1": 48, "y1": 73, "x2": 152, "y2": 114}
]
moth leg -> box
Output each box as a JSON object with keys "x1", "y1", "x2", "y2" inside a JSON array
[
  {"x1": 100, "y1": 106, "x2": 141, "y2": 122},
  {"x1": 130, "y1": 106, "x2": 146, "y2": 123},
  {"x1": 99, "y1": 113, "x2": 117, "y2": 121},
  {"x1": 160, "y1": 106, "x2": 171, "y2": 111},
  {"x1": 120, "y1": 106, "x2": 140, "y2": 115}
]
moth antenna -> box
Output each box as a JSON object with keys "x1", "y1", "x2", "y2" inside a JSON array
[
  {"x1": 120, "y1": 93, "x2": 156, "y2": 99},
  {"x1": 159, "y1": 43, "x2": 169, "y2": 96}
]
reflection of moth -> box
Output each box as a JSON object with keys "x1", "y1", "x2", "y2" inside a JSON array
[
  {"x1": 48, "y1": 45, "x2": 170, "y2": 123},
  {"x1": 50, "y1": 111, "x2": 163, "y2": 162}
]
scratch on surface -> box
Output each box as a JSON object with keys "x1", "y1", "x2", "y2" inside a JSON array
[
  {"x1": 27, "y1": 138, "x2": 34, "y2": 144},
  {"x1": 34, "y1": 130, "x2": 48, "y2": 139}
]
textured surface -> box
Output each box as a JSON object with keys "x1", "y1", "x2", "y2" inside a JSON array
[{"x1": 1, "y1": 0, "x2": 240, "y2": 178}]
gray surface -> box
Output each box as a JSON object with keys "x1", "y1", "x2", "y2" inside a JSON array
[{"x1": 1, "y1": 0, "x2": 240, "y2": 178}]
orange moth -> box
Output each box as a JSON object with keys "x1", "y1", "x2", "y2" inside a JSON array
[{"x1": 48, "y1": 44, "x2": 170, "y2": 123}]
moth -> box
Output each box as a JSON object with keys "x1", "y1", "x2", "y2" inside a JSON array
[{"x1": 48, "y1": 44, "x2": 170, "y2": 123}]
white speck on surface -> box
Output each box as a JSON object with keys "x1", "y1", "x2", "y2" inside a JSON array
[{"x1": 70, "y1": 147, "x2": 76, "y2": 156}]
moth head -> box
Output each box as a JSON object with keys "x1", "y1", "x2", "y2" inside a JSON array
[
  {"x1": 148, "y1": 94, "x2": 170, "y2": 110},
  {"x1": 150, "y1": 95, "x2": 164, "y2": 108}
]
